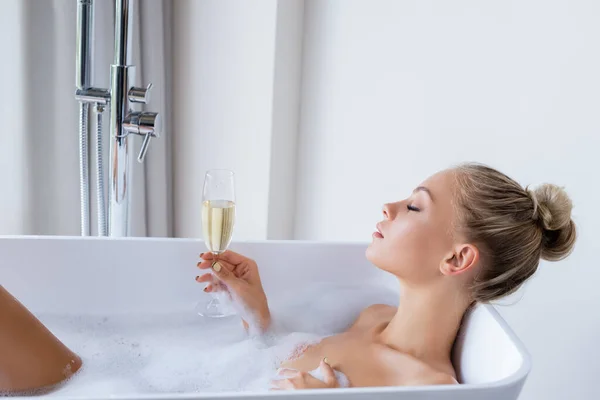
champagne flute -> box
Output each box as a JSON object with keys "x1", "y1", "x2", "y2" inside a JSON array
[{"x1": 196, "y1": 169, "x2": 237, "y2": 318}]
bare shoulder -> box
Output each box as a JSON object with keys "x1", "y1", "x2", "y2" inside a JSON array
[
  {"x1": 359, "y1": 304, "x2": 397, "y2": 321},
  {"x1": 400, "y1": 357, "x2": 458, "y2": 386},
  {"x1": 375, "y1": 345, "x2": 459, "y2": 387},
  {"x1": 406, "y1": 371, "x2": 459, "y2": 386},
  {"x1": 360, "y1": 304, "x2": 398, "y2": 319},
  {"x1": 348, "y1": 304, "x2": 397, "y2": 331}
]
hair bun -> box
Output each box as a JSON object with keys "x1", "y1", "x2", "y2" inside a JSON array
[{"x1": 530, "y1": 184, "x2": 577, "y2": 261}]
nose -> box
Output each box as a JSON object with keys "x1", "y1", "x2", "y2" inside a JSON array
[{"x1": 382, "y1": 203, "x2": 393, "y2": 220}]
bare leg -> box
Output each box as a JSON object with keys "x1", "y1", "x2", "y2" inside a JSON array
[{"x1": 0, "y1": 286, "x2": 82, "y2": 394}]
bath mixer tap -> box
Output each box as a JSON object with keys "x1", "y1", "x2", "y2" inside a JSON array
[{"x1": 75, "y1": 0, "x2": 161, "y2": 237}]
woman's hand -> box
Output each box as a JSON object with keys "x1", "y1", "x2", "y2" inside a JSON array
[
  {"x1": 196, "y1": 250, "x2": 271, "y2": 332},
  {"x1": 270, "y1": 359, "x2": 341, "y2": 390}
]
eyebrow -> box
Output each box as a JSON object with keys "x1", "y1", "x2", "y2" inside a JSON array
[{"x1": 413, "y1": 186, "x2": 434, "y2": 201}]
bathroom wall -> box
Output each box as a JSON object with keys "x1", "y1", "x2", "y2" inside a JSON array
[
  {"x1": 172, "y1": 0, "x2": 304, "y2": 241},
  {"x1": 294, "y1": 1, "x2": 600, "y2": 399}
]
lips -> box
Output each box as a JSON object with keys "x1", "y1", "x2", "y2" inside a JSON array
[{"x1": 373, "y1": 223, "x2": 384, "y2": 239}]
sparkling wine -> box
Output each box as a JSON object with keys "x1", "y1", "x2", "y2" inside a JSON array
[{"x1": 202, "y1": 199, "x2": 236, "y2": 254}]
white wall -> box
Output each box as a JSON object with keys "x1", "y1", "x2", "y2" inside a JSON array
[
  {"x1": 172, "y1": 0, "x2": 304, "y2": 241},
  {"x1": 295, "y1": 1, "x2": 600, "y2": 399},
  {"x1": 172, "y1": 0, "x2": 276, "y2": 240}
]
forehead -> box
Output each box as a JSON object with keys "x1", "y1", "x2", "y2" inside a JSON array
[
  {"x1": 418, "y1": 170, "x2": 459, "y2": 237},
  {"x1": 418, "y1": 170, "x2": 459, "y2": 225},
  {"x1": 420, "y1": 169, "x2": 456, "y2": 198}
]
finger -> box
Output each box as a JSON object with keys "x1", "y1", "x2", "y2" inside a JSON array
[
  {"x1": 205, "y1": 280, "x2": 231, "y2": 292},
  {"x1": 297, "y1": 371, "x2": 329, "y2": 388},
  {"x1": 214, "y1": 281, "x2": 229, "y2": 292},
  {"x1": 270, "y1": 378, "x2": 296, "y2": 390},
  {"x1": 210, "y1": 261, "x2": 240, "y2": 287},
  {"x1": 320, "y1": 359, "x2": 338, "y2": 388},
  {"x1": 276, "y1": 368, "x2": 300, "y2": 378},
  {"x1": 195, "y1": 273, "x2": 216, "y2": 283},
  {"x1": 201, "y1": 280, "x2": 229, "y2": 293},
  {"x1": 199, "y1": 255, "x2": 247, "y2": 278},
  {"x1": 197, "y1": 259, "x2": 214, "y2": 269},
  {"x1": 196, "y1": 274, "x2": 222, "y2": 289},
  {"x1": 210, "y1": 258, "x2": 236, "y2": 273},
  {"x1": 215, "y1": 250, "x2": 251, "y2": 266},
  {"x1": 196, "y1": 272, "x2": 227, "y2": 291},
  {"x1": 208, "y1": 282, "x2": 229, "y2": 293},
  {"x1": 219, "y1": 260, "x2": 249, "y2": 279},
  {"x1": 236, "y1": 264, "x2": 254, "y2": 280},
  {"x1": 210, "y1": 259, "x2": 243, "y2": 282}
]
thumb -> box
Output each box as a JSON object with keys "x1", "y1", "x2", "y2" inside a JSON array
[
  {"x1": 320, "y1": 358, "x2": 338, "y2": 388},
  {"x1": 211, "y1": 260, "x2": 239, "y2": 287}
]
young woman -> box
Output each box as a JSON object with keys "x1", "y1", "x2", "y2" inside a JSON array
[{"x1": 196, "y1": 162, "x2": 577, "y2": 390}]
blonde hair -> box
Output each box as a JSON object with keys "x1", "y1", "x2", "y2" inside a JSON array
[{"x1": 454, "y1": 163, "x2": 577, "y2": 302}]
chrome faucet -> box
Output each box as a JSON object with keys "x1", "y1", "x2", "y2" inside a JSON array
[{"x1": 75, "y1": 0, "x2": 160, "y2": 237}]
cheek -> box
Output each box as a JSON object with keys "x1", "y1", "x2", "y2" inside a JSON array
[
  {"x1": 368, "y1": 221, "x2": 427, "y2": 267},
  {"x1": 386, "y1": 222, "x2": 430, "y2": 262},
  {"x1": 366, "y1": 218, "x2": 448, "y2": 277}
]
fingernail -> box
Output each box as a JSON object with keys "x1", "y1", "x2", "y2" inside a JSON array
[
  {"x1": 200, "y1": 252, "x2": 204, "y2": 257},
  {"x1": 197, "y1": 262, "x2": 201, "y2": 267},
  {"x1": 212, "y1": 262, "x2": 222, "y2": 272},
  {"x1": 195, "y1": 276, "x2": 200, "y2": 281},
  {"x1": 203, "y1": 287, "x2": 208, "y2": 292},
  {"x1": 323, "y1": 357, "x2": 329, "y2": 365}
]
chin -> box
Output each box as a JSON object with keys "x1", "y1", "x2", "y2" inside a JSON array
[
  {"x1": 365, "y1": 245, "x2": 383, "y2": 270},
  {"x1": 365, "y1": 242, "x2": 375, "y2": 260},
  {"x1": 365, "y1": 245, "x2": 406, "y2": 278}
]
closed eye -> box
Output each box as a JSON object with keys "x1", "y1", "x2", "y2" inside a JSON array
[{"x1": 407, "y1": 204, "x2": 420, "y2": 212}]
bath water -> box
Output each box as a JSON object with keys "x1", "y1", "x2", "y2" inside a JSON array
[{"x1": 37, "y1": 282, "x2": 397, "y2": 396}]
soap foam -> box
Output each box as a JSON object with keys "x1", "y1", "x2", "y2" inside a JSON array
[{"x1": 35, "y1": 282, "x2": 397, "y2": 396}]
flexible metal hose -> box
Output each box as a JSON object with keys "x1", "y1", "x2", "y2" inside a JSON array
[
  {"x1": 79, "y1": 102, "x2": 90, "y2": 236},
  {"x1": 96, "y1": 106, "x2": 107, "y2": 236}
]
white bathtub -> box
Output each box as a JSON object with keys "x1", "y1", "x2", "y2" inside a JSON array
[{"x1": 0, "y1": 236, "x2": 530, "y2": 399}]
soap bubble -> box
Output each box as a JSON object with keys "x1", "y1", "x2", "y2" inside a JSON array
[{"x1": 36, "y1": 282, "x2": 396, "y2": 396}]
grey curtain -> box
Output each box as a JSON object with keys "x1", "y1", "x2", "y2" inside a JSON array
[{"x1": 0, "y1": 0, "x2": 173, "y2": 237}]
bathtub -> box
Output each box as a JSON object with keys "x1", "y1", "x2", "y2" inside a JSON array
[{"x1": 0, "y1": 236, "x2": 530, "y2": 399}]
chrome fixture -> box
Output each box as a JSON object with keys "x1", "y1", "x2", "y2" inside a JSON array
[{"x1": 75, "y1": 0, "x2": 160, "y2": 237}]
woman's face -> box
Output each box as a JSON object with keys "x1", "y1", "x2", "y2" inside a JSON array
[{"x1": 366, "y1": 169, "x2": 460, "y2": 285}]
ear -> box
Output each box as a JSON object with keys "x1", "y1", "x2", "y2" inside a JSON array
[{"x1": 440, "y1": 244, "x2": 479, "y2": 276}]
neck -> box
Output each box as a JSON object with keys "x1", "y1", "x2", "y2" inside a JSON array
[{"x1": 379, "y1": 281, "x2": 471, "y2": 368}]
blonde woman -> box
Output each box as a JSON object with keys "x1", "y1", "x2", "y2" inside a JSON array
[{"x1": 197, "y1": 162, "x2": 577, "y2": 390}]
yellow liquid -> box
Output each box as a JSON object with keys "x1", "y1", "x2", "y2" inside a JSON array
[{"x1": 201, "y1": 200, "x2": 236, "y2": 253}]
